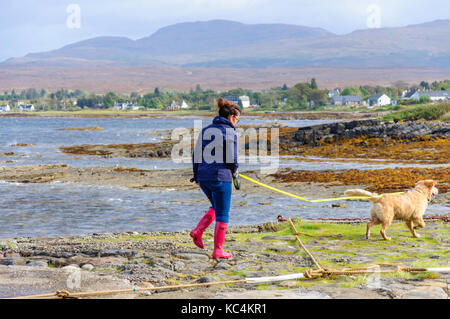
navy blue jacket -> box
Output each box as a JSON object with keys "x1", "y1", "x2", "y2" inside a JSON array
[{"x1": 192, "y1": 116, "x2": 239, "y2": 182}]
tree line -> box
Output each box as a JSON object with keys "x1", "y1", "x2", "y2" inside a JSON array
[{"x1": 1, "y1": 79, "x2": 448, "y2": 111}]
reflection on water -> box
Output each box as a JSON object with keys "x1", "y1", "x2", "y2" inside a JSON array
[{"x1": 0, "y1": 181, "x2": 447, "y2": 238}]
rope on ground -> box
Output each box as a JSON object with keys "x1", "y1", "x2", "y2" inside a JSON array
[
  {"x1": 302, "y1": 266, "x2": 435, "y2": 279},
  {"x1": 8, "y1": 265, "x2": 450, "y2": 299},
  {"x1": 8, "y1": 279, "x2": 249, "y2": 299},
  {"x1": 287, "y1": 218, "x2": 322, "y2": 270}
]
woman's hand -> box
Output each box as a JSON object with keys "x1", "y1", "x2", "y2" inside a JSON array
[{"x1": 190, "y1": 177, "x2": 198, "y2": 186}]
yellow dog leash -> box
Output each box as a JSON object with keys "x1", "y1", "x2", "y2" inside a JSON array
[{"x1": 238, "y1": 174, "x2": 404, "y2": 203}]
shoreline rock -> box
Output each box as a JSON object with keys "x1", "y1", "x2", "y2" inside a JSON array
[{"x1": 290, "y1": 119, "x2": 449, "y2": 146}]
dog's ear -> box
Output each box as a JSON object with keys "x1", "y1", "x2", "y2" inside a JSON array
[{"x1": 422, "y1": 180, "x2": 436, "y2": 189}]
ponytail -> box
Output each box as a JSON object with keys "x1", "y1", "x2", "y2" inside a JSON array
[{"x1": 217, "y1": 97, "x2": 241, "y2": 119}]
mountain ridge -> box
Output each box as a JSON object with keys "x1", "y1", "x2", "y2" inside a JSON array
[{"x1": 3, "y1": 19, "x2": 450, "y2": 68}]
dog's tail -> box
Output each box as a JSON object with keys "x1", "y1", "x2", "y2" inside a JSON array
[{"x1": 344, "y1": 189, "x2": 381, "y2": 202}]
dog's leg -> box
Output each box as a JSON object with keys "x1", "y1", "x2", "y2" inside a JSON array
[
  {"x1": 412, "y1": 218, "x2": 425, "y2": 237},
  {"x1": 366, "y1": 221, "x2": 373, "y2": 239},
  {"x1": 413, "y1": 218, "x2": 425, "y2": 229},
  {"x1": 366, "y1": 218, "x2": 380, "y2": 239},
  {"x1": 406, "y1": 220, "x2": 420, "y2": 238},
  {"x1": 380, "y1": 221, "x2": 391, "y2": 241}
]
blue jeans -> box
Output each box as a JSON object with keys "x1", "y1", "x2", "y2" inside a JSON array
[{"x1": 198, "y1": 181, "x2": 232, "y2": 223}]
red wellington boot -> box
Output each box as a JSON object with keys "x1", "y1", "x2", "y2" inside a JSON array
[
  {"x1": 190, "y1": 207, "x2": 215, "y2": 249},
  {"x1": 212, "y1": 221, "x2": 232, "y2": 259}
]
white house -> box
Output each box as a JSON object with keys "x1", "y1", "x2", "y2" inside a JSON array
[
  {"x1": 238, "y1": 96, "x2": 250, "y2": 108},
  {"x1": 409, "y1": 90, "x2": 450, "y2": 102},
  {"x1": 0, "y1": 104, "x2": 10, "y2": 112},
  {"x1": 113, "y1": 103, "x2": 125, "y2": 110},
  {"x1": 165, "y1": 100, "x2": 188, "y2": 110},
  {"x1": 368, "y1": 94, "x2": 391, "y2": 107},
  {"x1": 17, "y1": 104, "x2": 35, "y2": 111},
  {"x1": 222, "y1": 96, "x2": 250, "y2": 108},
  {"x1": 113, "y1": 102, "x2": 136, "y2": 110},
  {"x1": 328, "y1": 89, "x2": 340, "y2": 98},
  {"x1": 180, "y1": 100, "x2": 189, "y2": 109}
]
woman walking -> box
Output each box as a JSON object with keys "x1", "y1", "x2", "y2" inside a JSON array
[{"x1": 190, "y1": 97, "x2": 240, "y2": 259}]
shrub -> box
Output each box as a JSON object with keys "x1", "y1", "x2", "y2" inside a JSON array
[{"x1": 382, "y1": 102, "x2": 450, "y2": 121}]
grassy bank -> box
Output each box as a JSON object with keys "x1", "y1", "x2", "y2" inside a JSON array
[{"x1": 381, "y1": 102, "x2": 450, "y2": 122}]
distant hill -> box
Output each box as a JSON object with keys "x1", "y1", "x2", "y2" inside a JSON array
[{"x1": 3, "y1": 19, "x2": 450, "y2": 68}]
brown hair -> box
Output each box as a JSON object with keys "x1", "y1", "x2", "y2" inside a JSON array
[{"x1": 217, "y1": 97, "x2": 241, "y2": 119}]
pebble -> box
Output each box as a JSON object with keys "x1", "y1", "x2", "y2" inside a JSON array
[
  {"x1": 331, "y1": 203, "x2": 348, "y2": 208},
  {"x1": 100, "y1": 249, "x2": 136, "y2": 258},
  {"x1": 1, "y1": 257, "x2": 27, "y2": 266},
  {"x1": 81, "y1": 263, "x2": 94, "y2": 271},
  {"x1": 196, "y1": 277, "x2": 213, "y2": 283},
  {"x1": 261, "y1": 236, "x2": 294, "y2": 241},
  {"x1": 232, "y1": 262, "x2": 256, "y2": 271},
  {"x1": 172, "y1": 261, "x2": 185, "y2": 271},
  {"x1": 184, "y1": 261, "x2": 212, "y2": 272},
  {"x1": 26, "y1": 260, "x2": 48, "y2": 267},
  {"x1": 268, "y1": 245, "x2": 299, "y2": 253},
  {"x1": 172, "y1": 252, "x2": 209, "y2": 261},
  {"x1": 62, "y1": 265, "x2": 80, "y2": 270},
  {"x1": 235, "y1": 201, "x2": 248, "y2": 206},
  {"x1": 332, "y1": 257, "x2": 352, "y2": 264},
  {"x1": 214, "y1": 262, "x2": 232, "y2": 270}
]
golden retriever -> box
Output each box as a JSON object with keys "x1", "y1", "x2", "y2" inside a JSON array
[{"x1": 344, "y1": 180, "x2": 438, "y2": 240}]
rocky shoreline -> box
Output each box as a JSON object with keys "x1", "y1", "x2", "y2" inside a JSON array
[
  {"x1": 1, "y1": 219, "x2": 448, "y2": 299},
  {"x1": 285, "y1": 119, "x2": 450, "y2": 146},
  {"x1": 52, "y1": 119, "x2": 450, "y2": 166}
]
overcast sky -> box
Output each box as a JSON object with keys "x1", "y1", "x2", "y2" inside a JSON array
[{"x1": 0, "y1": 0, "x2": 449, "y2": 61}]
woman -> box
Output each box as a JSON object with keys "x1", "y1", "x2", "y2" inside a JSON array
[{"x1": 190, "y1": 97, "x2": 240, "y2": 259}]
